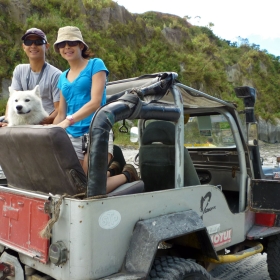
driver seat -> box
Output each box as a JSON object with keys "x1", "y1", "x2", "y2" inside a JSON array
[{"x1": 139, "y1": 121, "x2": 200, "y2": 192}]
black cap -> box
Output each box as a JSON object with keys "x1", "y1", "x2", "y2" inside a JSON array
[{"x1": 21, "y1": 28, "x2": 47, "y2": 42}]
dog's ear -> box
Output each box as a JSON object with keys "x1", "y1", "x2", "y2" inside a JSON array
[
  {"x1": 8, "y1": 86, "x2": 14, "y2": 95},
  {"x1": 34, "y1": 85, "x2": 40, "y2": 97}
]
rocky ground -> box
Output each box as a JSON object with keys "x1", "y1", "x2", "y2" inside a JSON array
[
  {"x1": 258, "y1": 141, "x2": 280, "y2": 165},
  {"x1": 122, "y1": 141, "x2": 280, "y2": 166},
  {"x1": 210, "y1": 253, "x2": 270, "y2": 279}
]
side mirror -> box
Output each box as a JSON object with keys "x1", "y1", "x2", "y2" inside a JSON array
[
  {"x1": 234, "y1": 86, "x2": 256, "y2": 123},
  {"x1": 130, "y1": 127, "x2": 138, "y2": 143},
  {"x1": 248, "y1": 122, "x2": 258, "y2": 146}
]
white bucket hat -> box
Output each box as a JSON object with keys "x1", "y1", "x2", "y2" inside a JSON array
[{"x1": 53, "y1": 26, "x2": 88, "y2": 53}]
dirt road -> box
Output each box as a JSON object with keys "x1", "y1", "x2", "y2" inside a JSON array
[{"x1": 210, "y1": 253, "x2": 270, "y2": 279}]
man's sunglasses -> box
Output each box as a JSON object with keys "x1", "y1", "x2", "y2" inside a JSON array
[
  {"x1": 23, "y1": 39, "x2": 47, "y2": 46},
  {"x1": 56, "y1": 41, "x2": 79, "y2": 49}
]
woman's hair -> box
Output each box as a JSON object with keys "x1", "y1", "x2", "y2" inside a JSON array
[{"x1": 81, "y1": 46, "x2": 94, "y2": 59}]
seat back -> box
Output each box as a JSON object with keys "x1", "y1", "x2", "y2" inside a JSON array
[
  {"x1": 113, "y1": 144, "x2": 126, "y2": 171},
  {"x1": 0, "y1": 126, "x2": 86, "y2": 195},
  {"x1": 108, "y1": 181, "x2": 144, "y2": 197},
  {"x1": 139, "y1": 121, "x2": 200, "y2": 192}
]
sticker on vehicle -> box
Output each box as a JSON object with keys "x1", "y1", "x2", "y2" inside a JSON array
[
  {"x1": 200, "y1": 191, "x2": 216, "y2": 219},
  {"x1": 207, "y1": 224, "x2": 221, "y2": 235},
  {"x1": 99, "y1": 210, "x2": 121, "y2": 229},
  {"x1": 210, "y1": 229, "x2": 232, "y2": 247}
]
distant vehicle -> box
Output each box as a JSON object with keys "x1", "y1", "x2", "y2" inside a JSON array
[{"x1": 1, "y1": 72, "x2": 280, "y2": 280}]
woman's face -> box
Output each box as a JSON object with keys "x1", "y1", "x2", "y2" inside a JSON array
[{"x1": 58, "y1": 41, "x2": 84, "y2": 61}]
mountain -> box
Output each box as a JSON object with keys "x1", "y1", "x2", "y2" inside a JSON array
[{"x1": 0, "y1": 0, "x2": 280, "y2": 125}]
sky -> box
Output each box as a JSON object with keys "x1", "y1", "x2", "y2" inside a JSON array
[{"x1": 115, "y1": 0, "x2": 280, "y2": 57}]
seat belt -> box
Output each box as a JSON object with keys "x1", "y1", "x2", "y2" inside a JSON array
[{"x1": 26, "y1": 62, "x2": 47, "y2": 90}]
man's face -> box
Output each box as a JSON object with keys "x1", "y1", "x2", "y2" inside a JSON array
[{"x1": 22, "y1": 35, "x2": 49, "y2": 60}]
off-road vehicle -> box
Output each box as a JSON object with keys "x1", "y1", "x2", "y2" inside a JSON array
[{"x1": 0, "y1": 72, "x2": 280, "y2": 280}]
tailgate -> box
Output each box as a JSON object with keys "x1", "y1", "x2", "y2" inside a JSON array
[
  {"x1": 0, "y1": 187, "x2": 50, "y2": 263},
  {"x1": 251, "y1": 179, "x2": 280, "y2": 213}
]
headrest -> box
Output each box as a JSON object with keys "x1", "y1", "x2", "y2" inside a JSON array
[{"x1": 142, "y1": 121, "x2": 175, "y2": 145}]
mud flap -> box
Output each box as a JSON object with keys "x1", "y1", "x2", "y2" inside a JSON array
[
  {"x1": 251, "y1": 179, "x2": 280, "y2": 212},
  {"x1": 124, "y1": 209, "x2": 217, "y2": 277}
]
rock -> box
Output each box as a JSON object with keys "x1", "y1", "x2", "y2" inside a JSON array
[{"x1": 258, "y1": 117, "x2": 280, "y2": 143}]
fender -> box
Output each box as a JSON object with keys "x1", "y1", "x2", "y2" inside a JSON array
[{"x1": 123, "y1": 210, "x2": 218, "y2": 277}]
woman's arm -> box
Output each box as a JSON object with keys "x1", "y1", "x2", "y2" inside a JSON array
[
  {"x1": 57, "y1": 71, "x2": 106, "y2": 128},
  {"x1": 53, "y1": 93, "x2": 67, "y2": 124}
]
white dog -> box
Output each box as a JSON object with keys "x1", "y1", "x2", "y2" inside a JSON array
[{"x1": 7, "y1": 85, "x2": 48, "y2": 126}]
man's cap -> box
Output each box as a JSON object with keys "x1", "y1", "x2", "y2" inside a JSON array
[{"x1": 21, "y1": 28, "x2": 47, "y2": 42}]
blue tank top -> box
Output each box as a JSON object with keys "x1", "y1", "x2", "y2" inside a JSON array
[{"x1": 58, "y1": 58, "x2": 109, "y2": 137}]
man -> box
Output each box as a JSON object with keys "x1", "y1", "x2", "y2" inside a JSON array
[{"x1": 0, "y1": 28, "x2": 61, "y2": 126}]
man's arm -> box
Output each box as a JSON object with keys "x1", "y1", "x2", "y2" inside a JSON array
[{"x1": 40, "y1": 101, "x2": 59, "y2": 124}]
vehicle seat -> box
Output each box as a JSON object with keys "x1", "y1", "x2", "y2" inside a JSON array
[
  {"x1": 0, "y1": 126, "x2": 86, "y2": 196},
  {"x1": 0, "y1": 126, "x2": 143, "y2": 197},
  {"x1": 108, "y1": 180, "x2": 144, "y2": 197},
  {"x1": 113, "y1": 144, "x2": 126, "y2": 171},
  {"x1": 139, "y1": 121, "x2": 200, "y2": 192}
]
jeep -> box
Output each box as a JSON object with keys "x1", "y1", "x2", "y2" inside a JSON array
[{"x1": 0, "y1": 72, "x2": 280, "y2": 280}]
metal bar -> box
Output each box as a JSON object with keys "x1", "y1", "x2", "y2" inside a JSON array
[
  {"x1": 215, "y1": 109, "x2": 247, "y2": 212},
  {"x1": 170, "y1": 82, "x2": 184, "y2": 189},
  {"x1": 176, "y1": 83, "x2": 236, "y2": 109}
]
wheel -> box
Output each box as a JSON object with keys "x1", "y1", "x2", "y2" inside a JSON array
[
  {"x1": 148, "y1": 256, "x2": 213, "y2": 280},
  {"x1": 267, "y1": 234, "x2": 280, "y2": 280}
]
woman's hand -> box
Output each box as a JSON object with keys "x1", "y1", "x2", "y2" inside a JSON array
[{"x1": 57, "y1": 119, "x2": 71, "y2": 129}]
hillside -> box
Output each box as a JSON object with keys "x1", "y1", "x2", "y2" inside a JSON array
[{"x1": 0, "y1": 0, "x2": 280, "y2": 122}]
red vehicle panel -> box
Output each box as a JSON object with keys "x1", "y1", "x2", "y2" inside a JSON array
[{"x1": 0, "y1": 190, "x2": 49, "y2": 263}]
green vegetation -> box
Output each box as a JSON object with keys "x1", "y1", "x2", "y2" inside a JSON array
[
  {"x1": 0, "y1": 0, "x2": 279, "y2": 124},
  {"x1": 112, "y1": 121, "x2": 138, "y2": 147},
  {"x1": 0, "y1": 99, "x2": 7, "y2": 116}
]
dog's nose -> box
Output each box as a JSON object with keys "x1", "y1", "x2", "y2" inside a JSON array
[{"x1": 16, "y1": 105, "x2": 23, "y2": 111}]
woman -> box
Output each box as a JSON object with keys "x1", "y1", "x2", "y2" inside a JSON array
[{"x1": 53, "y1": 26, "x2": 139, "y2": 193}]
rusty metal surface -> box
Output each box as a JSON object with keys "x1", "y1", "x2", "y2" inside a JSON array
[
  {"x1": 246, "y1": 225, "x2": 280, "y2": 239},
  {"x1": 250, "y1": 179, "x2": 280, "y2": 212}
]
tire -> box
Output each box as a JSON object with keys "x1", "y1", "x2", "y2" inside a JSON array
[
  {"x1": 148, "y1": 256, "x2": 213, "y2": 280},
  {"x1": 267, "y1": 234, "x2": 280, "y2": 280}
]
